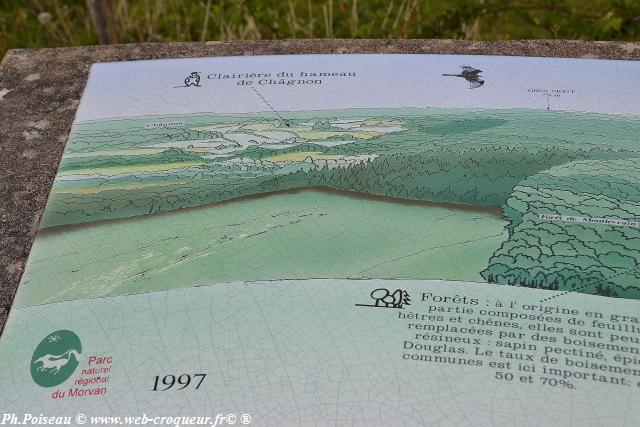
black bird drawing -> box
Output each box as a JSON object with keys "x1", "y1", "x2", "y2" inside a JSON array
[{"x1": 443, "y1": 66, "x2": 484, "y2": 89}]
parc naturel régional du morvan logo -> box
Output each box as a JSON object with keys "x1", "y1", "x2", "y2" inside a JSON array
[{"x1": 30, "y1": 330, "x2": 82, "y2": 387}]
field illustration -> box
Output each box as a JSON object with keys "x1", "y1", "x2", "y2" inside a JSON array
[{"x1": 16, "y1": 108, "x2": 640, "y2": 306}]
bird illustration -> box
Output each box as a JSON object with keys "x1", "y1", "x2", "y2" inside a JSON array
[
  {"x1": 443, "y1": 66, "x2": 484, "y2": 89},
  {"x1": 184, "y1": 72, "x2": 201, "y2": 87}
]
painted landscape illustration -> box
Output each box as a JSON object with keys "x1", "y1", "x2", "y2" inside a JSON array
[{"x1": 16, "y1": 108, "x2": 640, "y2": 306}]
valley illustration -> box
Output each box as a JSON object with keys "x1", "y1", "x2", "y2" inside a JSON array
[{"x1": 16, "y1": 108, "x2": 640, "y2": 306}]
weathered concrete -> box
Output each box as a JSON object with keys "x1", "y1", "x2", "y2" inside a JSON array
[{"x1": 1, "y1": 39, "x2": 640, "y2": 334}]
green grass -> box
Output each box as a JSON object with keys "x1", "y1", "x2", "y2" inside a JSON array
[
  {"x1": 3, "y1": 0, "x2": 640, "y2": 59},
  {"x1": 57, "y1": 147, "x2": 203, "y2": 171}
]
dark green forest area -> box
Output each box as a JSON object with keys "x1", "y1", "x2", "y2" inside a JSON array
[{"x1": 483, "y1": 158, "x2": 640, "y2": 298}]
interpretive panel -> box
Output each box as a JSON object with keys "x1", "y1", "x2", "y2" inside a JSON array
[{"x1": 1, "y1": 54, "x2": 639, "y2": 426}]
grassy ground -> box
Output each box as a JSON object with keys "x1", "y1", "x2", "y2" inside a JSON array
[
  {"x1": 17, "y1": 189, "x2": 507, "y2": 306},
  {"x1": 2, "y1": 0, "x2": 640, "y2": 59}
]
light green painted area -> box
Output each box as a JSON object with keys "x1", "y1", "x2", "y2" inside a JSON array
[
  {"x1": 4, "y1": 278, "x2": 639, "y2": 422},
  {"x1": 22, "y1": 108, "x2": 640, "y2": 300},
  {"x1": 15, "y1": 189, "x2": 507, "y2": 307}
]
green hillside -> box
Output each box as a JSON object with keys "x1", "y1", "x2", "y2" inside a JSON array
[{"x1": 41, "y1": 109, "x2": 640, "y2": 229}]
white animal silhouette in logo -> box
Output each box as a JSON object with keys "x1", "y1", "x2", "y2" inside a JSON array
[{"x1": 33, "y1": 348, "x2": 81, "y2": 375}]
